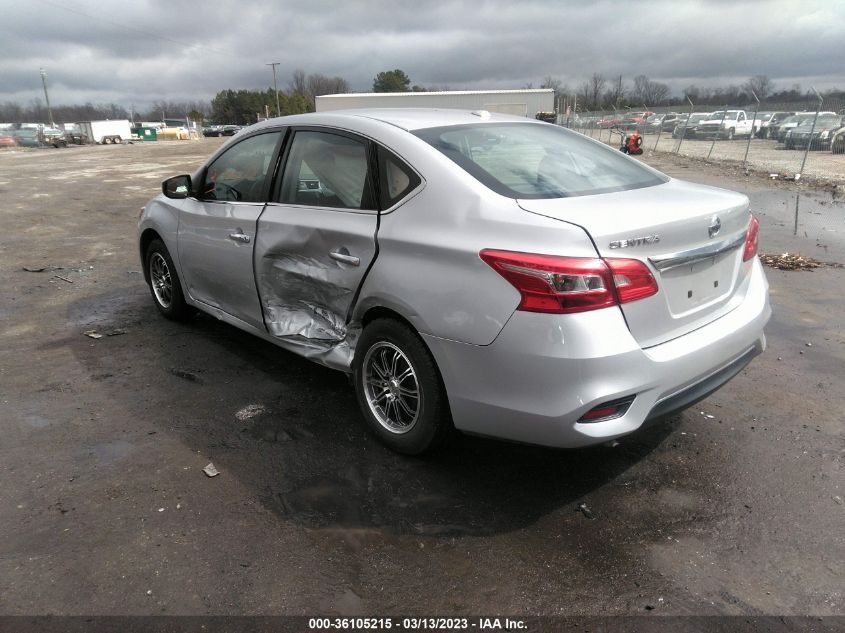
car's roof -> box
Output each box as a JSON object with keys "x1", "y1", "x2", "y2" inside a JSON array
[{"x1": 249, "y1": 108, "x2": 539, "y2": 133}]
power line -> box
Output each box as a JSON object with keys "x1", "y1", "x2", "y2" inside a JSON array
[{"x1": 32, "y1": 0, "x2": 232, "y2": 57}]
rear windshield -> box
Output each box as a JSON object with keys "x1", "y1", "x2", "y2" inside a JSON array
[{"x1": 414, "y1": 123, "x2": 666, "y2": 199}]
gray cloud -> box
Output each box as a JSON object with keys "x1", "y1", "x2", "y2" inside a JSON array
[{"x1": 1, "y1": 0, "x2": 843, "y2": 109}]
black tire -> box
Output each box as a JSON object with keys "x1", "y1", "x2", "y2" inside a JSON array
[
  {"x1": 102, "y1": 137, "x2": 111, "y2": 145},
  {"x1": 113, "y1": 136, "x2": 121, "y2": 144},
  {"x1": 726, "y1": 128, "x2": 735, "y2": 141},
  {"x1": 353, "y1": 318, "x2": 452, "y2": 455},
  {"x1": 145, "y1": 238, "x2": 192, "y2": 321},
  {"x1": 785, "y1": 140, "x2": 794, "y2": 150}
]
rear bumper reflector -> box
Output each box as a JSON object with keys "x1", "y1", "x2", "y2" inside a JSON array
[{"x1": 578, "y1": 396, "x2": 635, "y2": 423}]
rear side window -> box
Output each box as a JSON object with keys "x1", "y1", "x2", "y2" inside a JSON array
[
  {"x1": 377, "y1": 147, "x2": 421, "y2": 209},
  {"x1": 414, "y1": 123, "x2": 666, "y2": 199}
]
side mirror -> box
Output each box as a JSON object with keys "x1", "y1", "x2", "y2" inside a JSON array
[{"x1": 162, "y1": 175, "x2": 192, "y2": 199}]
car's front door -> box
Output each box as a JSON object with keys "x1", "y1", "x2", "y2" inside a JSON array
[
  {"x1": 254, "y1": 128, "x2": 379, "y2": 345},
  {"x1": 177, "y1": 130, "x2": 284, "y2": 330}
]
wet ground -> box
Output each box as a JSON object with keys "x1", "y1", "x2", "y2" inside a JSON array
[{"x1": 0, "y1": 140, "x2": 842, "y2": 617}]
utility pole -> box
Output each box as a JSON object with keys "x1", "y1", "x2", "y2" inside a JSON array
[
  {"x1": 266, "y1": 62, "x2": 281, "y2": 117},
  {"x1": 39, "y1": 68, "x2": 55, "y2": 127}
]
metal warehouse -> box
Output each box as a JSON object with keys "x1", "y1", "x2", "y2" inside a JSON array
[{"x1": 315, "y1": 89, "x2": 554, "y2": 116}]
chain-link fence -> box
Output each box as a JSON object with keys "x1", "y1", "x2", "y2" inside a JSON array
[
  {"x1": 562, "y1": 95, "x2": 845, "y2": 178},
  {"x1": 558, "y1": 96, "x2": 845, "y2": 246}
]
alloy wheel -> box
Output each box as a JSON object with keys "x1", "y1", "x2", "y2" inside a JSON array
[
  {"x1": 149, "y1": 252, "x2": 172, "y2": 309},
  {"x1": 362, "y1": 342, "x2": 421, "y2": 434}
]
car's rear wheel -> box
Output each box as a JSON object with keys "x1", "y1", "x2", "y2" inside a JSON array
[
  {"x1": 354, "y1": 318, "x2": 452, "y2": 455},
  {"x1": 146, "y1": 239, "x2": 192, "y2": 321}
]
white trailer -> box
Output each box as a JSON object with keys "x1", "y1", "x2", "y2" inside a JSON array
[
  {"x1": 76, "y1": 120, "x2": 132, "y2": 144},
  {"x1": 316, "y1": 89, "x2": 554, "y2": 117}
]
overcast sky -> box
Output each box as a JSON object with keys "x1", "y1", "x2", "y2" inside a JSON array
[{"x1": 1, "y1": 0, "x2": 843, "y2": 109}]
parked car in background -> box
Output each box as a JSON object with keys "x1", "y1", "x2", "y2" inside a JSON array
[
  {"x1": 202, "y1": 125, "x2": 224, "y2": 137},
  {"x1": 598, "y1": 115, "x2": 622, "y2": 129},
  {"x1": 0, "y1": 132, "x2": 18, "y2": 147},
  {"x1": 139, "y1": 109, "x2": 770, "y2": 454},
  {"x1": 697, "y1": 110, "x2": 754, "y2": 140},
  {"x1": 642, "y1": 113, "x2": 680, "y2": 134},
  {"x1": 748, "y1": 112, "x2": 773, "y2": 137},
  {"x1": 221, "y1": 125, "x2": 242, "y2": 136},
  {"x1": 63, "y1": 124, "x2": 89, "y2": 145},
  {"x1": 772, "y1": 113, "x2": 835, "y2": 142},
  {"x1": 672, "y1": 112, "x2": 713, "y2": 139},
  {"x1": 831, "y1": 126, "x2": 845, "y2": 154},
  {"x1": 659, "y1": 112, "x2": 682, "y2": 132},
  {"x1": 619, "y1": 111, "x2": 654, "y2": 130},
  {"x1": 9, "y1": 128, "x2": 43, "y2": 148},
  {"x1": 641, "y1": 113, "x2": 665, "y2": 133},
  {"x1": 756, "y1": 111, "x2": 795, "y2": 138},
  {"x1": 784, "y1": 115, "x2": 845, "y2": 150},
  {"x1": 40, "y1": 126, "x2": 68, "y2": 148}
]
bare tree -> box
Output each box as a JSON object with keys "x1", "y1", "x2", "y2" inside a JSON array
[
  {"x1": 289, "y1": 69, "x2": 307, "y2": 96},
  {"x1": 589, "y1": 73, "x2": 606, "y2": 109},
  {"x1": 540, "y1": 75, "x2": 562, "y2": 93},
  {"x1": 633, "y1": 75, "x2": 670, "y2": 105},
  {"x1": 306, "y1": 74, "x2": 349, "y2": 98},
  {"x1": 744, "y1": 75, "x2": 773, "y2": 100},
  {"x1": 604, "y1": 75, "x2": 625, "y2": 106}
]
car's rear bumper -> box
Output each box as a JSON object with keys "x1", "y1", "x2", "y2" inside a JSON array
[{"x1": 423, "y1": 259, "x2": 770, "y2": 448}]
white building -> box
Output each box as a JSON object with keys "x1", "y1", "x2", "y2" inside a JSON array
[{"x1": 315, "y1": 89, "x2": 555, "y2": 117}]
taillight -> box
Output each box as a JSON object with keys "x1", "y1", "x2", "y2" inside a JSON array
[
  {"x1": 605, "y1": 258, "x2": 658, "y2": 303},
  {"x1": 743, "y1": 214, "x2": 759, "y2": 262},
  {"x1": 479, "y1": 250, "x2": 657, "y2": 314}
]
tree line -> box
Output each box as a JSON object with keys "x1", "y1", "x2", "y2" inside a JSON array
[
  {"x1": 542, "y1": 73, "x2": 845, "y2": 112},
  {"x1": 2, "y1": 69, "x2": 842, "y2": 125}
]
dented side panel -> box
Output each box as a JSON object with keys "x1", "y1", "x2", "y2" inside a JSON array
[{"x1": 254, "y1": 203, "x2": 378, "y2": 369}]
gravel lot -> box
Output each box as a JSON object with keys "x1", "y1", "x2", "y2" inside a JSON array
[{"x1": 0, "y1": 140, "x2": 842, "y2": 625}]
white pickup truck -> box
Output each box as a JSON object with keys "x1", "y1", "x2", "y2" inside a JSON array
[{"x1": 696, "y1": 110, "x2": 754, "y2": 140}]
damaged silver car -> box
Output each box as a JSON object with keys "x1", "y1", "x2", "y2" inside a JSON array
[{"x1": 139, "y1": 109, "x2": 770, "y2": 454}]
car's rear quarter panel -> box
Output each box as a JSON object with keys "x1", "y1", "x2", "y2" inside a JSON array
[{"x1": 352, "y1": 135, "x2": 600, "y2": 346}]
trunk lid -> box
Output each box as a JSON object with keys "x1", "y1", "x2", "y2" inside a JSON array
[{"x1": 518, "y1": 179, "x2": 752, "y2": 348}]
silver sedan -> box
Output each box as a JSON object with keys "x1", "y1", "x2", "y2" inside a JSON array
[{"x1": 138, "y1": 109, "x2": 770, "y2": 454}]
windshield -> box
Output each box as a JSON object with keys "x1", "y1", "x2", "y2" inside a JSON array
[
  {"x1": 688, "y1": 114, "x2": 710, "y2": 124},
  {"x1": 415, "y1": 123, "x2": 667, "y2": 199},
  {"x1": 810, "y1": 116, "x2": 842, "y2": 127},
  {"x1": 709, "y1": 111, "x2": 739, "y2": 120},
  {"x1": 13, "y1": 129, "x2": 37, "y2": 137}
]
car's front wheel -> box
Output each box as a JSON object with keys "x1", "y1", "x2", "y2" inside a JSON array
[
  {"x1": 146, "y1": 239, "x2": 192, "y2": 321},
  {"x1": 353, "y1": 318, "x2": 452, "y2": 454}
]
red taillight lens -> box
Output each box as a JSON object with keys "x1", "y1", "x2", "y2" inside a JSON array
[
  {"x1": 743, "y1": 214, "x2": 759, "y2": 262},
  {"x1": 479, "y1": 250, "x2": 657, "y2": 314},
  {"x1": 605, "y1": 258, "x2": 658, "y2": 303}
]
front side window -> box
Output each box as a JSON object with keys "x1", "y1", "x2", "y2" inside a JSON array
[
  {"x1": 415, "y1": 123, "x2": 666, "y2": 199},
  {"x1": 203, "y1": 132, "x2": 281, "y2": 203},
  {"x1": 278, "y1": 130, "x2": 375, "y2": 211}
]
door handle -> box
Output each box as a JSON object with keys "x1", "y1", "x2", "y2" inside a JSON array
[
  {"x1": 329, "y1": 250, "x2": 360, "y2": 266},
  {"x1": 228, "y1": 232, "x2": 251, "y2": 243}
]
